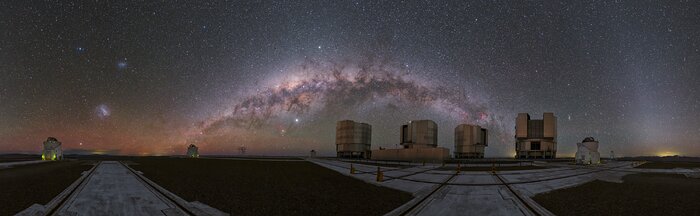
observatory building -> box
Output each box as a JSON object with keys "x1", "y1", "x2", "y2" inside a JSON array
[
  {"x1": 42, "y1": 137, "x2": 63, "y2": 161},
  {"x1": 515, "y1": 113, "x2": 557, "y2": 159},
  {"x1": 575, "y1": 137, "x2": 601, "y2": 165},
  {"x1": 400, "y1": 120, "x2": 438, "y2": 148},
  {"x1": 187, "y1": 144, "x2": 199, "y2": 158},
  {"x1": 454, "y1": 124, "x2": 488, "y2": 158},
  {"x1": 371, "y1": 120, "x2": 449, "y2": 162},
  {"x1": 336, "y1": 120, "x2": 372, "y2": 158}
]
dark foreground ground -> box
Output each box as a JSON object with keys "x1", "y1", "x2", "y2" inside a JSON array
[
  {"x1": 0, "y1": 154, "x2": 40, "y2": 163},
  {"x1": 130, "y1": 157, "x2": 413, "y2": 216},
  {"x1": 636, "y1": 161, "x2": 700, "y2": 169},
  {"x1": 534, "y1": 173, "x2": 700, "y2": 215},
  {"x1": 621, "y1": 156, "x2": 700, "y2": 163},
  {"x1": 0, "y1": 161, "x2": 93, "y2": 215}
]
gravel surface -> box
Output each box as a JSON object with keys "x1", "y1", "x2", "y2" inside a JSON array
[
  {"x1": 534, "y1": 173, "x2": 700, "y2": 215},
  {"x1": 636, "y1": 161, "x2": 700, "y2": 169},
  {"x1": 0, "y1": 154, "x2": 41, "y2": 163},
  {"x1": 131, "y1": 157, "x2": 413, "y2": 216},
  {"x1": 0, "y1": 161, "x2": 93, "y2": 215}
]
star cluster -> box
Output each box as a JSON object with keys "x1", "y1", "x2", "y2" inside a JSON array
[{"x1": 0, "y1": 1, "x2": 698, "y2": 156}]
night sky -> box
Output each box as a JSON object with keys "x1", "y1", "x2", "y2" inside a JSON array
[{"x1": 1, "y1": 1, "x2": 699, "y2": 157}]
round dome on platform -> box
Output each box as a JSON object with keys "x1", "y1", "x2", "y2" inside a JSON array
[{"x1": 582, "y1": 137, "x2": 596, "y2": 142}]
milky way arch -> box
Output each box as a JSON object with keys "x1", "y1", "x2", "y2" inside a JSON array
[{"x1": 190, "y1": 57, "x2": 511, "y2": 155}]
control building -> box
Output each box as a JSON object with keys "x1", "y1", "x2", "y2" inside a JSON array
[
  {"x1": 336, "y1": 120, "x2": 372, "y2": 158},
  {"x1": 372, "y1": 120, "x2": 449, "y2": 162},
  {"x1": 42, "y1": 137, "x2": 63, "y2": 161},
  {"x1": 515, "y1": 113, "x2": 557, "y2": 159},
  {"x1": 454, "y1": 124, "x2": 488, "y2": 158}
]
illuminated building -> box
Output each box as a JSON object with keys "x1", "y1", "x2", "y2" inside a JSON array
[
  {"x1": 42, "y1": 137, "x2": 63, "y2": 161},
  {"x1": 187, "y1": 144, "x2": 199, "y2": 158}
]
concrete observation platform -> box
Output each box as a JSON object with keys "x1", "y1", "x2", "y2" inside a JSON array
[
  {"x1": 18, "y1": 161, "x2": 226, "y2": 216},
  {"x1": 308, "y1": 158, "x2": 700, "y2": 216}
]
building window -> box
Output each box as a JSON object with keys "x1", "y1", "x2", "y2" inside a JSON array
[{"x1": 531, "y1": 142, "x2": 541, "y2": 150}]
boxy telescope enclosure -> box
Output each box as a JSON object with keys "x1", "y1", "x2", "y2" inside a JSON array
[
  {"x1": 336, "y1": 120, "x2": 372, "y2": 158},
  {"x1": 400, "y1": 120, "x2": 438, "y2": 149},
  {"x1": 454, "y1": 124, "x2": 488, "y2": 158},
  {"x1": 515, "y1": 113, "x2": 557, "y2": 159}
]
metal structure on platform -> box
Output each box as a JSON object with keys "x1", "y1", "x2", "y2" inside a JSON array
[
  {"x1": 335, "y1": 120, "x2": 372, "y2": 158},
  {"x1": 454, "y1": 124, "x2": 488, "y2": 158},
  {"x1": 371, "y1": 120, "x2": 449, "y2": 162},
  {"x1": 515, "y1": 113, "x2": 557, "y2": 159},
  {"x1": 400, "y1": 120, "x2": 438, "y2": 148}
]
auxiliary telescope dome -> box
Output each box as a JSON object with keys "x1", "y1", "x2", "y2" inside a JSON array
[{"x1": 42, "y1": 137, "x2": 63, "y2": 160}]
